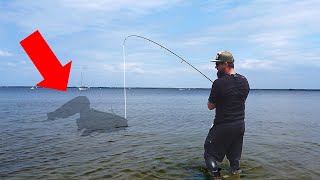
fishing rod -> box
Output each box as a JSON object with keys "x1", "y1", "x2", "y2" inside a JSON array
[
  {"x1": 122, "y1": 35, "x2": 213, "y2": 119},
  {"x1": 123, "y1": 35, "x2": 213, "y2": 83}
]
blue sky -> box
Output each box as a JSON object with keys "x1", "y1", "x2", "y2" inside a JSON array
[{"x1": 0, "y1": 0, "x2": 319, "y2": 89}]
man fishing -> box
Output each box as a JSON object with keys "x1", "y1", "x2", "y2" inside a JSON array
[
  {"x1": 204, "y1": 51, "x2": 250, "y2": 179},
  {"x1": 123, "y1": 36, "x2": 249, "y2": 179}
]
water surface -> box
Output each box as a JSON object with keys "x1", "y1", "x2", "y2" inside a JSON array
[{"x1": 1, "y1": 88, "x2": 319, "y2": 179}]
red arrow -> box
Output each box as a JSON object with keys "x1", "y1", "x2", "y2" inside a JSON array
[{"x1": 20, "y1": 30, "x2": 72, "y2": 91}]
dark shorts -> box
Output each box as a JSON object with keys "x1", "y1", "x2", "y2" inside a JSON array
[{"x1": 204, "y1": 121, "x2": 245, "y2": 162}]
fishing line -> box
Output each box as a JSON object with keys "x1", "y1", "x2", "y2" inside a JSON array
[{"x1": 122, "y1": 35, "x2": 213, "y2": 119}]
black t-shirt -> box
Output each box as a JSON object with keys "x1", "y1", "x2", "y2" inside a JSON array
[{"x1": 208, "y1": 73, "x2": 250, "y2": 125}]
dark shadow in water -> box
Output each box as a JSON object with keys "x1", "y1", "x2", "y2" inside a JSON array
[{"x1": 47, "y1": 96, "x2": 128, "y2": 136}]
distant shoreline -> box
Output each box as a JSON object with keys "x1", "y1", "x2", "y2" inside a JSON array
[{"x1": 1, "y1": 86, "x2": 320, "y2": 91}]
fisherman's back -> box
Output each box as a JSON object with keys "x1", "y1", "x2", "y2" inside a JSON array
[{"x1": 209, "y1": 73, "x2": 250, "y2": 125}]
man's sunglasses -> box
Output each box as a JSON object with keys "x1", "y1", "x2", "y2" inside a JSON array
[{"x1": 215, "y1": 62, "x2": 225, "y2": 67}]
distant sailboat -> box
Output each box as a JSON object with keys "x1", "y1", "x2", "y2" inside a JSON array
[
  {"x1": 79, "y1": 72, "x2": 88, "y2": 91},
  {"x1": 30, "y1": 86, "x2": 35, "y2": 90}
]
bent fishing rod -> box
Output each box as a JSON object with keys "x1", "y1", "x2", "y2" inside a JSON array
[
  {"x1": 122, "y1": 35, "x2": 213, "y2": 119},
  {"x1": 123, "y1": 35, "x2": 213, "y2": 83}
]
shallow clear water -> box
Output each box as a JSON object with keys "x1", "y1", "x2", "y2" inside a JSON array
[{"x1": 1, "y1": 88, "x2": 319, "y2": 179}]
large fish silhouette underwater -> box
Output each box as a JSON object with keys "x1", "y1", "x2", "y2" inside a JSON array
[{"x1": 47, "y1": 96, "x2": 128, "y2": 136}]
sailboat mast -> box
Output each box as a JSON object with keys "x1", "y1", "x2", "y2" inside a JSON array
[{"x1": 81, "y1": 72, "x2": 83, "y2": 87}]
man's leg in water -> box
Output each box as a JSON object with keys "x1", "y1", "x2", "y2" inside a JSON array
[
  {"x1": 203, "y1": 127, "x2": 226, "y2": 178},
  {"x1": 226, "y1": 124, "x2": 245, "y2": 174},
  {"x1": 204, "y1": 152, "x2": 221, "y2": 177}
]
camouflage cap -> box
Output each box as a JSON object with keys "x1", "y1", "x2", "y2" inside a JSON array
[{"x1": 210, "y1": 51, "x2": 234, "y2": 63}]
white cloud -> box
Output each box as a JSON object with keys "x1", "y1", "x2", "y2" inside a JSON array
[
  {"x1": 237, "y1": 59, "x2": 274, "y2": 70},
  {"x1": 6, "y1": 60, "x2": 28, "y2": 67},
  {"x1": 169, "y1": 0, "x2": 320, "y2": 67},
  {"x1": 0, "y1": 0, "x2": 181, "y2": 37},
  {"x1": 103, "y1": 64, "x2": 117, "y2": 72},
  {"x1": 0, "y1": 50, "x2": 13, "y2": 57},
  {"x1": 197, "y1": 63, "x2": 214, "y2": 71},
  {"x1": 7, "y1": 62, "x2": 16, "y2": 67},
  {"x1": 122, "y1": 62, "x2": 145, "y2": 73},
  {"x1": 102, "y1": 62, "x2": 145, "y2": 74},
  {"x1": 249, "y1": 31, "x2": 297, "y2": 50},
  {"x1": 62, "y1": 0, "x2": 180, "y2": 13}
]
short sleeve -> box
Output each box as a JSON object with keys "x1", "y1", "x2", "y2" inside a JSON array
[{"x1": 208, "y1": 80, "x2": 220, "y2": 104}]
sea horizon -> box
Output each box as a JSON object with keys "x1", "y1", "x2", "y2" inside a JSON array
[
  {"x1": 1, "y1": 86, "x2": 320, "y2": 92},
  {"x1": 1, "y1": 86, "x2": 320, "y2": 91}
]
